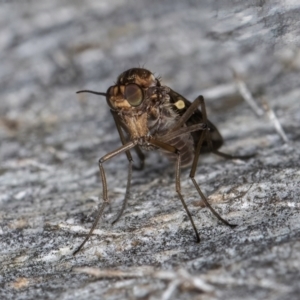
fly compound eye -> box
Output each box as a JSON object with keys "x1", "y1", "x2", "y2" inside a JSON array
[{"x1": 124, "y1": 84, "x2": 144, "y2": 107}]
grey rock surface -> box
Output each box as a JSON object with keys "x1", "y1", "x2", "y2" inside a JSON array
[{"x1": 0, "y1": 1, "x2": 299, "y2": 299}]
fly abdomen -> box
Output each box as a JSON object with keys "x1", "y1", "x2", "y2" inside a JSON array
[{"x1": 160, "y1": 134, "x2": 194, "y2": 168}]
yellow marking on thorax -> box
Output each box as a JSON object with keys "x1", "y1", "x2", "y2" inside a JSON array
[{"x1": 174, "y1": 99, "x2": 185, "y2": 109}]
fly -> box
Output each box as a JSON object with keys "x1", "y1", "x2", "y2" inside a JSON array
[{"x1": 73, "y1": 68, "x2": 253, "y2": 255}]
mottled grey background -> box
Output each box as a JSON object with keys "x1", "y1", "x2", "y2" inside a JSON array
[{"x1": 0, "y1": 1, "x2": 300, "y2": 299}]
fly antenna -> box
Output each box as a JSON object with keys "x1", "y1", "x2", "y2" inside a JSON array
[{"x1": 76, "y1": 90, "x2": 107, "y2": 97}]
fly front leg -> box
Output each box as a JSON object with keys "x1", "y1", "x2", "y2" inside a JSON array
[
  {"x1": 73, "y1": 141, "x2": 137, "y2": 255},
  {"x1": 111, "y1": 111, "x2": 145, "y2": 170},
  {"x1": 149, "y1": 138, "x2": 200, "y2": 243},
  {"x1": 110, "y1": 111, "x2": 145, "y2": 225},
  {"x1": 111, "y1": 158, "x2": 133, "y2": 225}
]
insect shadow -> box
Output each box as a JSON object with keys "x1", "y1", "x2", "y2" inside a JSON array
[{"x1": 73, "y1": 68, "x2": 254, "y2": 255}]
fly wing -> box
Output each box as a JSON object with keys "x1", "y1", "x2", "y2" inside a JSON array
[{"x1": 168, "y1": 89, "x2": 223, "y2": 153}]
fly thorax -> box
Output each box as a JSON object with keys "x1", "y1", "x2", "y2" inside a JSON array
[
  {"x1": 123, "y1": 112, "x2": 149, "y2": 139},
  {"x1": 147, "y1": 103, "x2": 179, "y2": 136}
]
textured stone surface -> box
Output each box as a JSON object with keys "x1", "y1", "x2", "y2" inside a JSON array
[{"x1": 0, "y1": 1, "x2": 299, "y2": 299}]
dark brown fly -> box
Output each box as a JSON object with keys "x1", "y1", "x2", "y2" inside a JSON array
[{"x1": 73, "y1": 68, "x2": 253, "y2": 255}]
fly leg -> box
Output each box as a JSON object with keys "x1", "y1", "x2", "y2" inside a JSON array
[
  {"x1": 111, "y1": 111, "x2": 145, "y2": 169},
  {"x1": 149, "y1": 138, "x2": 200, "y2": 243},
  {"x1": 111, "y1": 146, "x2": 145, "y2": 225},
  {"x1": 166, "y1": 95, "x2": 203, "y2": 133},
  {"x1": 159, "y1": 124, "x2": 207, "y2": 142},
  {"x1": 212, "y1": 149, "x2": 255, "y2": 160},
  {"x1": 73, "y1": 141, "x2": 137, "y2": 255},
  {"x1": 189, "y1": 96, "x2": 237, "y2": 228},
  {"x1": 133, "y1": 145, "x2": 145, "y2": 171},
  {"x1": 110, "y1": 111, "x2": 145, "y2": 225}
]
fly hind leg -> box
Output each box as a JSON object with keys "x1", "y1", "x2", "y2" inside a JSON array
[{"x1": 190, "y1": 96, "x2": 237, "y2": 228}]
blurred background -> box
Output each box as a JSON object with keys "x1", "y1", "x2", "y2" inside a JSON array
[
  {"x1": 0, "y1": 1, "x2": 300, "y2": 299},
  {"x1": 1, "y1": 0, "x2": 299, "y2": 163}
]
